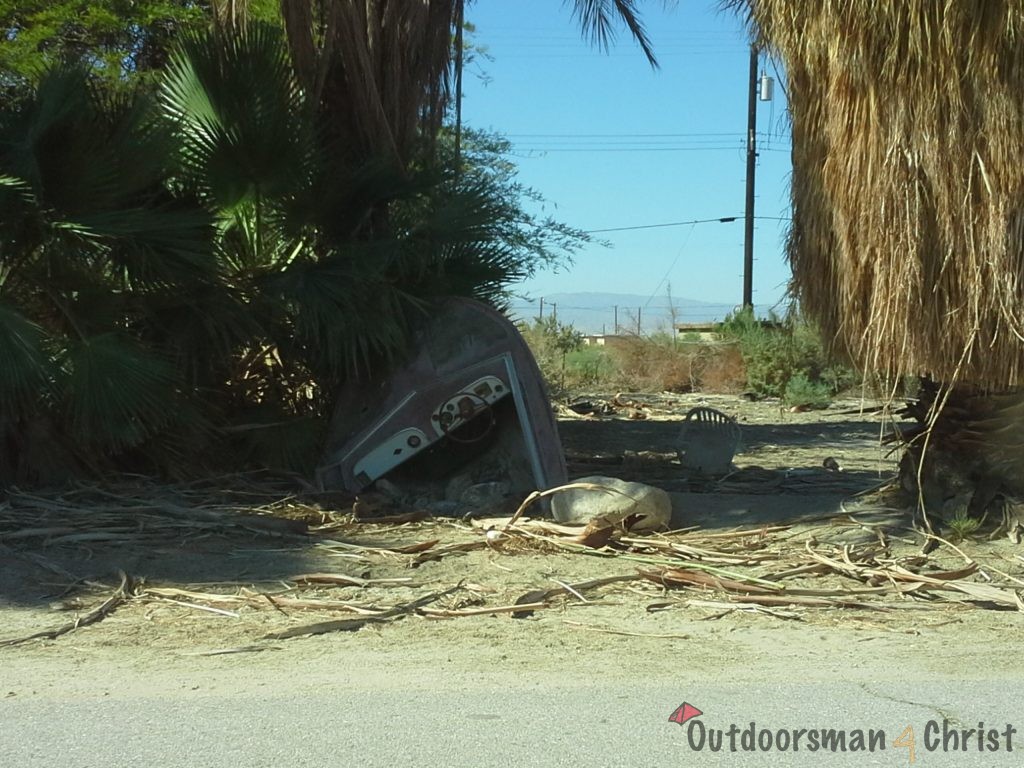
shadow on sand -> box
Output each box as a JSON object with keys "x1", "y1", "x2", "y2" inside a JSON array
[{"x1": 0, "y1": 483, "x2": 349, "y2": 608}]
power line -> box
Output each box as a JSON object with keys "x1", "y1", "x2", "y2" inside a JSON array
[
  {"x1": 583, "y1": 215, "x2": 789, "y2": 234},
  {"x1": 507, "y1": 132, "x2": 792, "y2": 154},
  {"x1": 515, "y1": 146, "x2": 746, "y2": 153},
  {"x1": 494, "y1": 50, "x2": 749, "y2": 59},
  {"x1": 507, "y1": 131, "x2": 767, "y2": 138},
  {"x1": 515, "y1": 139, "x2": 746, "y2": 145}
]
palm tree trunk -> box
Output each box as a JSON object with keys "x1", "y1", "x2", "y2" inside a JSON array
[{"x1": 898, "y1": 380, "x2": 1024, "y2": 538}]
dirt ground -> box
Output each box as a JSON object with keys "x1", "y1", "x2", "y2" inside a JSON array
[{"x1": 3, "y1": 393, "x2": 1024, "y2": 697}]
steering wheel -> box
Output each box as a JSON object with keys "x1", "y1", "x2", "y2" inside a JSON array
[{"x1": 437, "y1": 391, "x2": 496, "y2": 445}]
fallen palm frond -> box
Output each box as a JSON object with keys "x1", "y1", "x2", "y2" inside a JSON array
[
  {"x1": 0, "y1": 572, "x2": 135, "y2": 647},
  {"x1": 314, "y1": 537, "x2": 454, "y2": 558},
  {"x1": 141, "y1": 584, "x2": 410, "y2": 616},
  {"x1": 178, "y1": 645, "x2": 281, "y2": 656},
  {"x1": 802, "y1": 541, "x2": 978, "y2": 584},
  {"x1": 509, "y1": 574, "x2": 644, "y2": 618},
  {"x1": 638, "y1": 567, "x2": 781, "y2": 595},
  {"x1": 412, "y1": 540, "x2": 489, "y2": 564},
  {"x1": 639, "y1": 537, "x2": 1024, "y2": 611},
  {"x1": 4, "y1": 474, "x2": 1022, "y2": 653},
  {"x1": 421, "y1": 602, "x2": 547, "y2": 618},
  {"x1": 688, "y1": 599, "x2": 803, "y2": 621},
  {"x1": 263, "y1": 584, "x2": 464, "y2": 639},
  {"x1": 760, "y1": 563, "x2": 831, "y2": 581},
  {"x1": 0, "y1": 480, "x2": 316, "y2": 551},
  {"x1": 258, "y1": 596, "x2": 382, "y2": 614},
  {"x1": 621, "y1": 537, "x2": 777, "y2": 566},
  {"x1": 151, "y1": 596, "x2": 240, "y2": 618},
  {"x1": 288, "y1": 573, "x2": 416, "y2": 587}
]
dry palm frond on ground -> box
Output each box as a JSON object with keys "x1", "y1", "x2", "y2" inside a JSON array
[{"x1": 2, "y1": 480, "x2": 1022, "y2": 646}]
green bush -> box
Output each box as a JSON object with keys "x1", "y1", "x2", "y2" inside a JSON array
[
  {"x1": 517, "y1": 316, "x2": 585, "y2": 396},
  {"x1": 518, "y1": 308, "x2": 857, "y2": 401},
  {"x1": 565, "y1": 346, "x2": 617, "y2": 387},
  {"x1": 720, "y1": 307, "x2": 858, "y2": 404},
  {"x1": 783, "y1": 373, "x2": 832, "y2": 409}
]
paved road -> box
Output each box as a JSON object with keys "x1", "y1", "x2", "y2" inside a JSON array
[{"x1": 2, "y1": 678, "x2": 1020, "y2": 767}]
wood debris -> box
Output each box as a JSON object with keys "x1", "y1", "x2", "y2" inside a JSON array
[
  {"x1": 2, "y1": 475, "x2": 1022, "y2": 650},
  {"x1": 0, "y1": 572, "x2": 135, "y2": 647}
]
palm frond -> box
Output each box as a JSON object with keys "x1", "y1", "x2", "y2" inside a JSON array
[
  {"x1": 60, "y1": 332, "x2": 185, "y2": 453},
  {"x1": 160, "y1": 22, "x2": 315, "y2": 211},
  {"x1": 131, "y1": 278, "x2": 256, "y2": 387},
  {"x1": 260, "y1": 248, "x2": 413, "y2": 380},
  {"x1": 0, "y1": 67, "x2": 215, "y2": 291},
  {"x1": 566, "y1": 0, "x2": 660, "y2": 68},
  {"x1": 75, "y1": 204, "x2": 215, "y2": 287},
  {"x1": 745, "y1": 0, "x2": 1024, "y2": 389},
  {"x1": 0, "y1": 300, "x2": 52, "y2": 424}
]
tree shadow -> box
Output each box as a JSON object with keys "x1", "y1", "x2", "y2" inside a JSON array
[
  {"x1": 0, "y1": 486, "x2": 346, "y2": 608},
  {"x1": 557, "y1": 417, "x2": 884, "y2": 456},
  {"x1": 557, "y1": 416, "x2": 898, "y2": 531}
]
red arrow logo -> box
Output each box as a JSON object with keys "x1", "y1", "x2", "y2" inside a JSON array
[{"x1": 668, "y1": 702, "x2": 703, "y2": 725}]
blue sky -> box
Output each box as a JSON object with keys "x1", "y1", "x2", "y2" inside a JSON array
[{"x1": 460, "y1": 0, "x2": 793, "y2": 318}]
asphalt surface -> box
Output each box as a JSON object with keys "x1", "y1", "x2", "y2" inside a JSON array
[{"x1": 2, "y1": 678, "x2": 1021, "y2": 767}]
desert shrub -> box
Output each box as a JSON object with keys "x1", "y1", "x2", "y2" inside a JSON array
[
  {"x1": 519, "y1": 309, "x2": 856, "y2": 400},
  {"x1": 694, "y1": 344, "x2": 748, "y2": 393},
  {"x1": 783, "y1": 373, "x2": 832, "y2": 409},
  {"x1": 607, "y1": 335, "x2": 699, "y2": 392},
  {"x1": 517, "y1": 316, "x2": 584, "y2": 396},
  {"x1": 564, "y1": 346, "x2": 618, "y2": 387},
  {"x1": 720, "y1": 307, "x2": 858, "y2": 403}
]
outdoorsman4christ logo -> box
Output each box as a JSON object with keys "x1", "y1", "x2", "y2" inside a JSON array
[{"x1": 668, "y1": 702, "x2": 1016, "y2": 762}]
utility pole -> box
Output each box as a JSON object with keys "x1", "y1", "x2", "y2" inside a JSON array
[
  {"x1": 636, "y1": 307, "x2": 642, "y2": 336},
  {"x1": 538, "y1": 297, "x2": 544, "y2": 321},
  {"x1": 613, "y1": 305, "x2": 618, "y2": 334},
  {"x1": 743, "y1": 43, "x2": 758, "y2": 310}
]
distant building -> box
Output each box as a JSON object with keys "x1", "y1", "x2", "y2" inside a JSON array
[
  {"x1": 673, "y1": 323, "x2": 723, "y2": 342},
  {"x1": 580, "y1": 334, "x2": 632, "y2": 349}
]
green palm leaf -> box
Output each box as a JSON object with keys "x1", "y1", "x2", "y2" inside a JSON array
[
  {"x1": 0, "y1": 67, "x2": 215, "y2": 290},
  {"x1": 0, "y1": 301, "x2": 52, "y2": 424},
  {"x1": 261, "y1": 249, "x2": 414, "y2": 379},
  {"x1": 61, "y1": 332, "x2": 183, "y2": 453},
  {"x1": 160, "y1": 23, "x2": 315, "y2": 212},
  {"x1": 74, "y1": 203, "x2": 215, "y2": 287},
  {"x1": 567, "y1": 0, "x2": 664, "y2": 68}
]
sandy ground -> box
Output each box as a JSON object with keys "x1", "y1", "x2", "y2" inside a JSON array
[{"x1": 2, "y1": 394, "x2": 1023, "y2": 701}]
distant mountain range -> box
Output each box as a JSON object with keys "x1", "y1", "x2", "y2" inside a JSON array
[{"x1": 506, "y1": 292, "x2": 743, "y2": 334}]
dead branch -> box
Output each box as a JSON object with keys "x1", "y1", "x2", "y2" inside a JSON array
[
  {"x1": 263, "y1": 584, "x2": 463, "y2": 639},
  {"x1": 0, "y1": 572, "x2": 134, "y2": 647}
]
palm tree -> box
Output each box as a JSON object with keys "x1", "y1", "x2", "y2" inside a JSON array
[
  {"x1": 277, "y1": 0, "x2": 664, "y2": 171},
  {"x1": 736, "y1": 1, "x2": 1024, "y2": 529}
]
